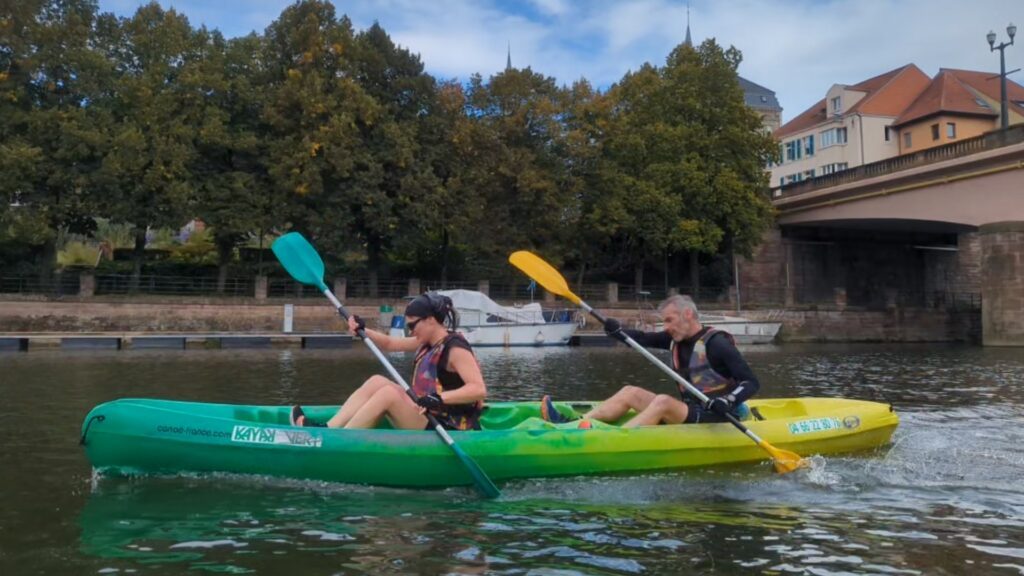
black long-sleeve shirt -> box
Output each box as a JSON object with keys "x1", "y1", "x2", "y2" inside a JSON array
[{"x1": 622, "y1": 326, "x2": 760, "y2": 405}]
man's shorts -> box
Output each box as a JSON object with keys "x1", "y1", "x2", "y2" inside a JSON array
[{"x1": 684, "y1": 401, "x2": 751, "y2": 424}]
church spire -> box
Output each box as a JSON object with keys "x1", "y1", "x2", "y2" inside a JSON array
[
  {"x1": 506, "y1": 41, "x2": 512, "y2": 71},
  {"x1": 684, "y1": 1, "x2": 693, "y2": 47}
]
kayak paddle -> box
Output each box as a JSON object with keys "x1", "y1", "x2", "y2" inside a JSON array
[
  {"x1": 272, "y1": 232, "x2": 501, "y2": 498},
  {"x1": 508, "y1": 250, "x2": 807, "y2": 474}
]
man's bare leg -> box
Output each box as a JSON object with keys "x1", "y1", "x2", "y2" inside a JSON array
[
  {"x1": 622, "y1": 394, "x2": 689, "y2": 428},
  {"x1": 583, "y1": 385, "x2": 657, "y2": 423}
]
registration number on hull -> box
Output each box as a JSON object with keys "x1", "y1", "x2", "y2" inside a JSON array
[{"x1": 787, "y1": 417, "x2": 842, "y2": 435}]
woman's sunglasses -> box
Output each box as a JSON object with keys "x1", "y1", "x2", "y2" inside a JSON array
[{"x1": 406, "y1": 318, "x2": 424, "y2": 333}]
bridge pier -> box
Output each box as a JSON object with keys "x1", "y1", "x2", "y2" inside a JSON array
[{"x1": 981, "y1": 222, "x2": 1024, "y2": 346}]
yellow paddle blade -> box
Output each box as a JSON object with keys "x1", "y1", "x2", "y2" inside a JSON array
[
  {"x1": 759, "y1": 440, "x2": 809, "y2": 474},
  {"x1": 508, "y1": 251, "x2": 582, "y2": 305}
]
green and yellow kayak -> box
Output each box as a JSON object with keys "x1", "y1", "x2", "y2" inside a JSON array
[{"x1": 81, "y1": 397, "x2": 898, "y2": 488}]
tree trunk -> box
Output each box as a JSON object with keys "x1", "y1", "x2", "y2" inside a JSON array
[
  {"x1": 689, "y1": 251, "x2": 699, "y2": 298},
  {"x1": 440, "y1": 227, "x2": 449, "y2": 285},
  {"x1": 366, "y1": 235, "x2": 381, "y2": 298},
  {"x1": 257, "y1": 229, "x2": 264, "y2": 277},
  {"x1": 37, "y1": 237, "x2": 57, "y2": 285},
  {"x1": 664, "y1": 253, "x2": 669, "y2": 292},
  {"x1": 575, "y1": 261, "x2": 586, "y2": 293},
  {"x1": 216, "y1": 237, "x2": 233, "y2": 295},
  {"x1": 129, "y1": 227, "x2": 146, "y2": 293}
]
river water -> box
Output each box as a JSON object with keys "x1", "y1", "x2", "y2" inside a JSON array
[{"x1": 2, "y1": 343, "x2": 1023, "y2": 575}]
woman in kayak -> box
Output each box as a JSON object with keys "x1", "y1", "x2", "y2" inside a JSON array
[{"x1": 290, "y1": 292, "x2": 487, "y2": 431}]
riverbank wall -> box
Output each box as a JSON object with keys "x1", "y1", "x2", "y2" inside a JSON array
[{"x1": 0, "y1": 296, "x2": 981, "y2": 344}]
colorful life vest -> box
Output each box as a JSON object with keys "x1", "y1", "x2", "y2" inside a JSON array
[
  {"x1": 670, "y1": 328, "x2": 738, "y2": 402},
  {"x1": 412, "y1": 333, "x2": 483, "y2": 431}
]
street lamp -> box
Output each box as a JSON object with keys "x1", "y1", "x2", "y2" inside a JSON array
[{"x1": 988, "y1": 23, "x2": 1016, "y2": 129}]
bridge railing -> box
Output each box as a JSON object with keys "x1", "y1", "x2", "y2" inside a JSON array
[{"x1": 773, "y1": 123, "x2": 1024, "y2": 198}]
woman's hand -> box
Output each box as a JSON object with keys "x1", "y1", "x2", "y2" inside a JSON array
[
  {"x1": 416, "y1": 392, "x2": 445, "y2": 414},
  {"x1": 347, "y1": 315, "x2": 366, "y2": 334}
]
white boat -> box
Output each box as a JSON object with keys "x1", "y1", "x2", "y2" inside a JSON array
[
  {"x1": 641, "y1": 314, "x2": 782, "y2": 344},
  {"x1": 700, "y1": 314, "x2": 782, "y2": 344},
  {"x1": 388, "y1": 289, "x2": 580, "y2": 347}
]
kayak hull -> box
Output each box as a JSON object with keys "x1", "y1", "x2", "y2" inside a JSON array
[{"x1": 81, "y1": 397, "x2": 898, "y2": 488}]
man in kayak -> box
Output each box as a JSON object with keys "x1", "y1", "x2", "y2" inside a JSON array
[
  {"x1": 541, "y1": 294, "x2": 759, "y2": 428},
  {"x1": 291, "y1": 292, "x2": 488, "y2": 430}
]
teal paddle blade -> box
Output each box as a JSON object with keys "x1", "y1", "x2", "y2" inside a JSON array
[
  {"x1": 450, "y1": 442, "x2": 501, "y2": 499},
  {"x1": 271, "y1": 232, "x2": 328, "y2": 292}
]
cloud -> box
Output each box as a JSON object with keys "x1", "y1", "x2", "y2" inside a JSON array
[{"x1": 98, "y1": 0, "x2": 1024, "y2": 122}]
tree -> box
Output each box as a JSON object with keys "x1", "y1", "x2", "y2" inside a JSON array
[
  {"x1": 465, "y1": 67, "x2": 575, "y2": 261},
  {"x1": 190, "y1": 32, "x2": 275, "y2": 291},
  {"x1": 561, "y1": 78, "x2": 613, "y2": 287},
  {"x1": 1, "y1": 0, "x2": 110, "y2": 279},
  {"x1": 390, "y1": 80, "x2": 493, "y2": 282},
  {"x1": 346, "y1": 22, "x2": 439, "y2": 289},
  {"x1": 588, "y1": 40, "x2": 776, "y2": 293},
  {"x1": 261, "y1": 0, "x2": 376, "y2": 276},
  {"x1": 94, "y1": 3, "x2": 205, "y2": 290}
]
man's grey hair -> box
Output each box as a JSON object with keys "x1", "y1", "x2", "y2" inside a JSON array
[{"x1": 658, "y1": 294, "x2": 699, "y2": 317}]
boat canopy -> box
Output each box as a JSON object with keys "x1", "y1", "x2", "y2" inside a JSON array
[{"x1": 437, "y1": 289, "x2": 546, "y2": 325}]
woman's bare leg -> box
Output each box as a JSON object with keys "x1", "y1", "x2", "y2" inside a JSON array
[
  {"x1": 344, "y1": 384, "x2": 428, "y2": 430},
  {"x1": 326, "y1": 375, "x2": 393, "y2": 428}
]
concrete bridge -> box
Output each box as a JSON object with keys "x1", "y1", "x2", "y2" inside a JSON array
[{"x1": 748, "y1": 125, "x2": 1024, "y2": 346}]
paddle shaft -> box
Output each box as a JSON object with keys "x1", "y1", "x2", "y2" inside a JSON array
[
  {"x1": 321, "y1": 289, "x2": 462, "y2": 449},
  {"x1": 582, "y1": 302, "x2": 770, "y2": 446}
]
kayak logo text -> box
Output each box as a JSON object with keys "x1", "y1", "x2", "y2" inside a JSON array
[{"x1": 231, "y1": 425, "x2": 323, "y2": 448}]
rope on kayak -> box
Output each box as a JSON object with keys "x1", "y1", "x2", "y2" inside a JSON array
[{"x1": 79, "y1": 415, "x2": 105, "y2": 446}]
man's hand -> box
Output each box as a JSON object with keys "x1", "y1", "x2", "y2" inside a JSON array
[
  {"x1": 604, "y1": 317, "x2": 623, "y2": 337},
  {"x1": 704, "y1": 395, "x2": 735, "y2": 417}
]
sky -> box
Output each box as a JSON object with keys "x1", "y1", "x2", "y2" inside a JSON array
[{"x1": 98, "y1": 0, "x2": 1024, "y2": 124}]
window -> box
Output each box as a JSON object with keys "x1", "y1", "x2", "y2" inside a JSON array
[
  {"x1": 821, "y1": 127, "x2": 848, "y2": 148},
  {"x1": 904, "y1": 132, "x2": 912, "y2": 149},
  {"x1": 884, "y1": 126, "x2": 892, "y2": 142},
  {"x1": 831, "y1": 96, "x2": 842, "y2": 114},
  {"x1": 803, "y1": 169, "x2": 816, "y2": 180},
  {"x1": 931, "y1": 124, "x2": 940, "y2": 141},
  {"x1": 947, "y1": 122, "x2": 956, "y2": 139},
  {"x1": 820, "y1": 162, "x2": 849, "y2": 175},
  {"x1": 785, "y1": 140, "x2": 802, "y2": 162},
  {"x1": 804, "y1": 135, "x2": 815, "y2": 157}
]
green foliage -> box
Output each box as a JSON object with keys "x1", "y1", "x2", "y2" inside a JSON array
[
  {"x1": 57, "y1": 240, "x2": 101, "y2": 267},
  {"x1": 92, "y1": 218, "x2": 135, "y2": 250},
  {"x1": 170, "y1": 228, "x2": 217, "y2": 265},
  {"x1": 0, "y1": 0, "x2": 776, "y2": 289},
  {"x1": 579, "y1": 40, "x2": 776, "y2": 287}
]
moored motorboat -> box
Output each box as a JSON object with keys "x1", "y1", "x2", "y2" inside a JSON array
[
  {"x1": 81, "y1": 397, "x2": 897, "y2": 488},
  {"x1": 388, "y1": 289, "x2": 580, "y2": 346}
]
